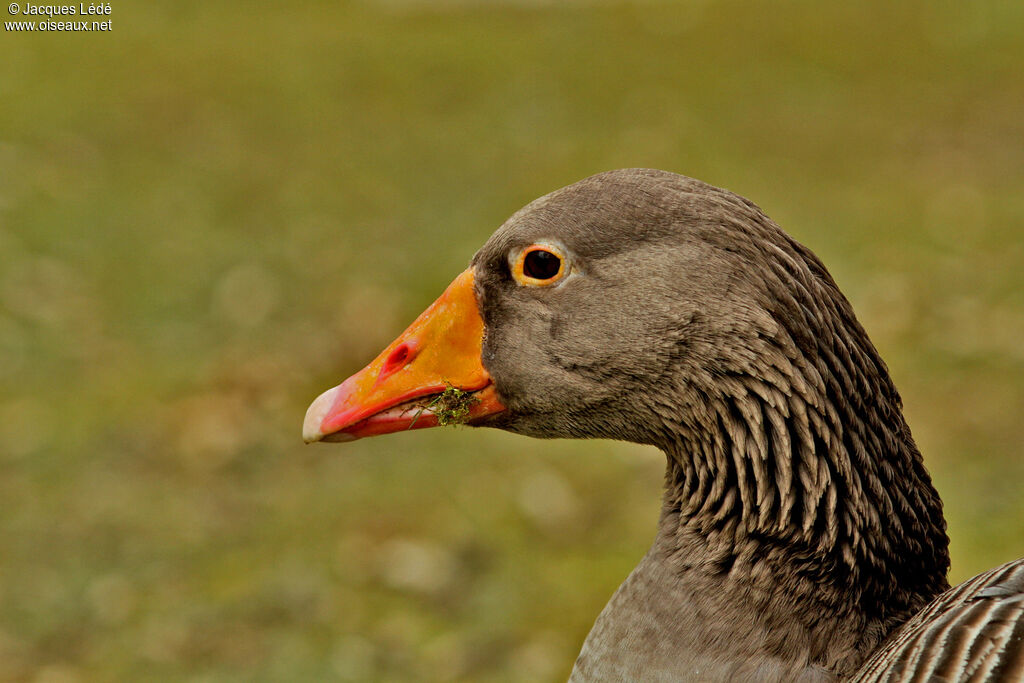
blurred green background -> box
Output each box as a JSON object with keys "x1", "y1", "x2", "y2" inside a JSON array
[{"x1": 2, "y1": 1, "x2": 1023, "y2": 681}]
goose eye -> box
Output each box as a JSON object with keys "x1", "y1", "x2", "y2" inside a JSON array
[
  {"x1": 524, "y1": 250, "x2": 561, "y2": 279},
  {"x1": 513, "y1": 245, "x2": 567, "y2": 286}
]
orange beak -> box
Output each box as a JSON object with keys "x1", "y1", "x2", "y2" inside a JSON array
[{"x1": 303, "y1": 269, "x2": 506, "y2": 443}]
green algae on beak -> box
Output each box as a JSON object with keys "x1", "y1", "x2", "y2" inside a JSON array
[{"x1": 410, "y1": 383, "x2": 482, "y2": 429}]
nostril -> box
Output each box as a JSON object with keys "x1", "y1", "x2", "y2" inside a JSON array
[
  {"x1": 381, "y1": 342, "x2": 416, "y2": 379},
  {"x1": 387, "y1": 344, "x2": 409, "y2": 367}
]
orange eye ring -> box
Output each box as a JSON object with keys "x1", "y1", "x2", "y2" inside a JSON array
[{"x1": 513, "y1": 244, "x2": 567, "y2": 286}]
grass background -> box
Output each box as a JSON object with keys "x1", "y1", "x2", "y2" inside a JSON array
[{"x1": 2, "y1": 1, "x2": 1023, "y2": 680}]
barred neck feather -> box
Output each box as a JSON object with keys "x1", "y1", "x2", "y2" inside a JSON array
[{"x1": 647, "y1": 205, "x2": 951, "y2": 670}]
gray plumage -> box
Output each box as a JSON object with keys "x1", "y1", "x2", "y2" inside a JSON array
[
  {"x1": 463, "y1": 169, "x2": 1023, "y2": 681},
  {"x1": 853, "y1": 559, "x2": 1024, "y2": 682}
]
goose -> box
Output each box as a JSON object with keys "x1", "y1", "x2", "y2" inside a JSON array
[{"x1": 303, "y1": 169, "x2": 1024, "y2": 681}]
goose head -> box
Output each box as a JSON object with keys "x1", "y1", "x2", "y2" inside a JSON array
[{"x1": 306, "y1": 169, "x2": 836, "y2": 449}]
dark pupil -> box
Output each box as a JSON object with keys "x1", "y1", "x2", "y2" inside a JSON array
[{"x1": 523, "y1": 250, "x2": 561, "y2": 280}]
